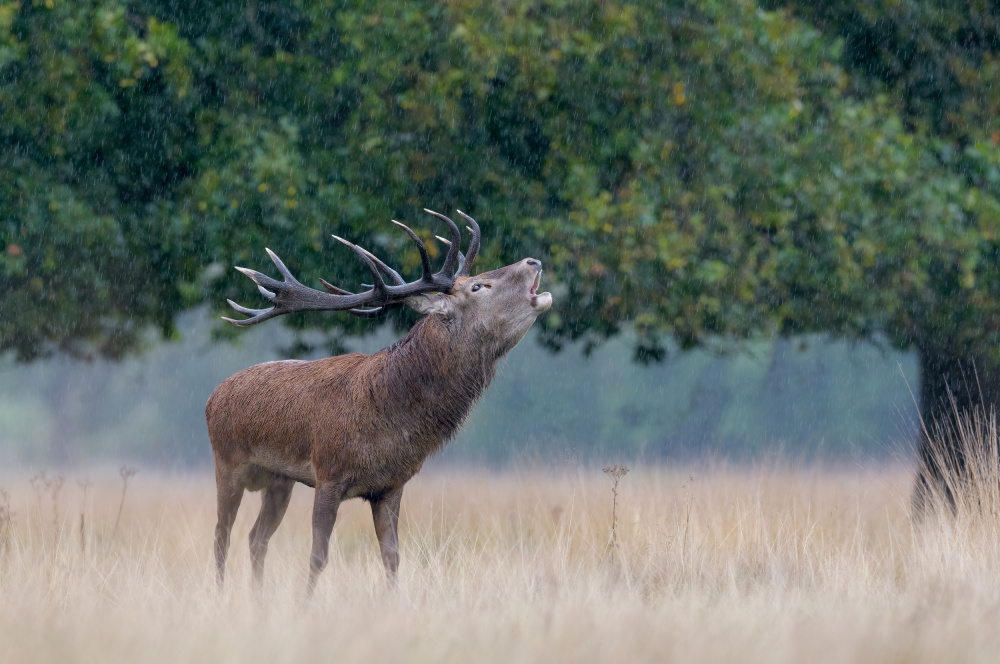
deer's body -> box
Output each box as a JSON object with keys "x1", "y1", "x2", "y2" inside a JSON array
[
  {"x1": 208, "y1": 315, "x2": 499, "y2": 495},
  {"x1": 207, "y1": 210, "x2": 551, "y2": 594}
]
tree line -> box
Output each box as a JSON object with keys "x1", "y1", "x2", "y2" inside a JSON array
[{"x1": 3, "y1": 1, "x2": 1000, "y2": 471}]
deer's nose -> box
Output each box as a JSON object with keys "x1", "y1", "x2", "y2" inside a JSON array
[{"x1": 525, "y1": 258, "x2": 542, "y2": 272}]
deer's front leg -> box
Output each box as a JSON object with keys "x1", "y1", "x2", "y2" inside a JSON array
[
  {"x1": 306, "y1": 481, "x2": 342, "y2": 597},
  {"x1": 371, "y1": 486, "x2": 404, "y2": 582}
]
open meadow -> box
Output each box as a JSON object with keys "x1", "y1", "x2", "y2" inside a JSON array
[{"x1": 0, "y1": 464, "x2": 998, "y2": 663}]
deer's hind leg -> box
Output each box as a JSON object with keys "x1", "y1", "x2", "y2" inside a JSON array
[
  {"x1": 214, "y1": 465, "x2": 245, "y2": 589},
  {"x1": 249, "y1": 474, "x2": 295, "y2": 587}
]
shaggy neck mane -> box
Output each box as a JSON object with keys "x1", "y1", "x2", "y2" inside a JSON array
[{"x1": 364, "y1": 314, "x2": 505, "y2": 455}]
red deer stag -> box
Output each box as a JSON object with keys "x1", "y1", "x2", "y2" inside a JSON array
[{"x1": 206, "y1": 209, "x2": 552, "y2": 594}]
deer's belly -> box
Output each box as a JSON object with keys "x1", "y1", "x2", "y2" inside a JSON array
[{"x1": 247, "y1": 450, "x2": 317, "y2": 488}]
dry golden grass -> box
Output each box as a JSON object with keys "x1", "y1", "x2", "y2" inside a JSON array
[{"x1": 1, "y1": 463, "x2": 999, "y2": 663}]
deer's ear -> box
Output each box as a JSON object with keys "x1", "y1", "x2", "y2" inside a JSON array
[{"x1": 404, "y1": 293, "x2": 453, "y2": 317}]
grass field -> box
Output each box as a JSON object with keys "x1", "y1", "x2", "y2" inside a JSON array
[{"x1": 0, "y1": 463, "x2": 998, "y2": 663}]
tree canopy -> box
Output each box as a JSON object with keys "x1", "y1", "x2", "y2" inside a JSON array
[{"x1": 3, "y1": 0, "x2": 1000, "y2": 386}]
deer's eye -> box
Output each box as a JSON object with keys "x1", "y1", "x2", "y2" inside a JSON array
[{"x1": 471, "y1": 284, "x2": 482, "y2": 293}]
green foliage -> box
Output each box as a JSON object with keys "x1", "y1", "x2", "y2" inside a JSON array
[
  {"x1": 761, "y1": 0, "x2": 1000, "y2": 365},
  {"x1": 0, "y1": 1, "x2": 202, "y2": 359},
  {"x1": 770, "y1": 1, "x2": 1000, "y2": 145},
  {"x1": 3, "y1": 0, "x2": 1000, "y2": 371}
]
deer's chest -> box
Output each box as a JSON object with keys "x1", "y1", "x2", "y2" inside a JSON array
[{"x1": 326, "y1": 427, "x2": 429, "y2": 498}]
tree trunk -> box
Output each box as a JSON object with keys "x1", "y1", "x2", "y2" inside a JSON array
[{"x1": 913, "y1": 344, "x2": 1000, "y2": 516}]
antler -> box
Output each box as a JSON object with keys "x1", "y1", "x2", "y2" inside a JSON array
[
  {"x1": 224, "y1": 209, "x2": 482, "y2": 326},
  {"x1": 456, "y1": 210, "x2": 481, "y2": 277},
  {"x1": 434, "y1": 209, "x2": 481, "y2": 277}
]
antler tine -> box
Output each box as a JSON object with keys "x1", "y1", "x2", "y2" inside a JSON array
[
  {"x1": 222, "y1": 299, "x2": 281, "y2": 327},
  {"x1": 234, "y1": 265, "x2": 283, "y2": 292},
  {"x1": 319, "y1": 277, "x2": 394, "y2": 318},
  {"x1": 391, "y1": 220, "x2": 434, "y2": 281},
  {"x1": 332, "y1": 236, "x2": 389, "y2": 301},
  {"x1": 434, "y1": 235, "x2": 466, "y2": 274},
  {"x1": 422, "y1": 209, "x2": 462, "y2": 276},
  {"x1": 319, "y1": 278, "x2": 354, "y2": 296},
  {"x1": 348, "y1": 305, "x2": 395, "y2": 319},
  {"x1": 226, "y1": 299, "x2": 270, "y2": 317},
  {"x1": 455, "y1": 210, "x2": 481, "y2": 277},
  {"x1": 265, "y1": 248, "x2": 302, "y2": 285},
  {"x1": 359, "y1": 247, "x2": 405, "y2": 286}
]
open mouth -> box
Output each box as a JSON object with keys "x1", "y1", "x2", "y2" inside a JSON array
[{"x1": 528, "y1": 270, "x2": 552, "y2": 311}]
